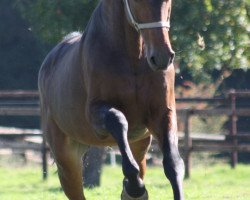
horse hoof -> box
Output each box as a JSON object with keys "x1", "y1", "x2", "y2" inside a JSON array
[{"x1": 121, "y1": 187, "x2": 148, "y2": 200}]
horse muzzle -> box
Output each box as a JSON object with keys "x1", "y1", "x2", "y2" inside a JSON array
[
  {"x1": 147, "y1": 50, "x2": 175, "y2": 71},
  {"x1": 142, "y1": 28, "x2": 175, "y2": 71}
]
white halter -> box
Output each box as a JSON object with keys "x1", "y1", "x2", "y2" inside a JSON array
[{"x1": 123, "y1": 0, "x2": 171, "y2": 31}]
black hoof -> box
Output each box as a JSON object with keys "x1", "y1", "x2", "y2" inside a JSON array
[
  {"x1": 121, "y1": 185, "x2": 148, "y2": 200},
  {"x1": 121, "y1": 179, "x2": 148, "y2": 200}
]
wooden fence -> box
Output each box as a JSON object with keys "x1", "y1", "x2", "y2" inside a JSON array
[
  {"x1": 0, "y1": 90, "x2": 48, "y2": 180},
  {"x1": 0, "y1": 90, "x2": 250, "y2": 179},
  {"x1": 176, "y1": 90, "x2": 250, "y2": 178}
]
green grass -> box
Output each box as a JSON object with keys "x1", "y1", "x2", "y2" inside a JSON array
[{"x1": 0, "y1": 164, "x2": 250, "y2": 200}]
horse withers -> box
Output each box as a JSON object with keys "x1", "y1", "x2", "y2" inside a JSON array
[{"x1": 38, "y1": 0, "x2": 184, "y2": 199}]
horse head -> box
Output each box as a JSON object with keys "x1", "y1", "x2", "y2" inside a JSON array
[{"x1": 124, "y1": 0, "x2": 175, "y2": 71}]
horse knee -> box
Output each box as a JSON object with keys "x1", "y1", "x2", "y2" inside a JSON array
[
  {"x1": 89, "y1": 105, "x2": 128, "y2": 139},
  {"x1": 104, "y1": 108, "x2": 128, "y2": 135}
]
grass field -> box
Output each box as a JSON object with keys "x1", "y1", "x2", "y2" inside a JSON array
[{"x1": 0, "y1": 163, "x2": 249, "y2": 200}]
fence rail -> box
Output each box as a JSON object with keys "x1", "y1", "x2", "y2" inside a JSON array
[
  {"x1": 0, "y1": 90, "x2": 46, "y2": 180},
  {"x1": 0, "y1": 90, "x2": 39, "y2": 98},
  {"x1": 176, "y1": 90, "x2": 250, "y2": 177}
]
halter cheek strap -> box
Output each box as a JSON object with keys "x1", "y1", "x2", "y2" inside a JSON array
[{"x1": 123, "y1": 0, "x2": 171, "y2": 31}]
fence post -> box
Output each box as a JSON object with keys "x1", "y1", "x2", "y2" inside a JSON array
[
  {"x1": 184, "y1": 110, "x2": 192, "y2": 178},
  {"x1": 42, "y1": 135, "x2": 48, "y2": 180},
  {"x1": 229, "y1": 90, "x2": 238, "y2": 168}
]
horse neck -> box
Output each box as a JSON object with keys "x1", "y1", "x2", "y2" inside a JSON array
[{"x1": 100, "y1": 0, "x2": 144, "y2": 65}]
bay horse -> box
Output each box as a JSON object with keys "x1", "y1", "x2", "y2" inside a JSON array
[{"x1": 38, "y1": 0, "x2": 184, "y2": 199}]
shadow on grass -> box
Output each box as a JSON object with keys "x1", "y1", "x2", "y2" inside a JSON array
[{"x1": 47, "y1": 186, "x2": 63, "y2": 193}]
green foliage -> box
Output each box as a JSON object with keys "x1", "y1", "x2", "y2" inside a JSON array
[
  {"x1": 15, "y1": 0, "x2": 250, "y2": 83},
  {"x1": 0, "y1": 0, "x2": 47, "y2": 90},
  {"x1": 0, "y1": 164, "x2": 250, "y2": 199},
  {"x1": 15, "y1": 0, "x2": 98, "y2": 43},
  {"x1": 172, "y1": 0, "x2": 250, "y2": 83}
]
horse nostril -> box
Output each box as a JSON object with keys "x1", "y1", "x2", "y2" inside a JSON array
[
  {"x1": 148, "y1": 52, "x2": 175, "y2": 70},
  {"x1": 150, "y1": 56, "x2": 157, "y2": 66},
  {"x1": 170, "y1": 52, "x2": 175, "y2": 63}
]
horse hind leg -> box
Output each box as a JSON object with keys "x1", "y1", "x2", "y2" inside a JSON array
[
  {"x1": 45, "y1": 119, "x2": 88, "y2": 200},
  {"x1": 56, "y1": 141, "x2": 88, "y2": 200},
  {"x1": 130, "y1": 135, "x2": 152, "y2": 180}
]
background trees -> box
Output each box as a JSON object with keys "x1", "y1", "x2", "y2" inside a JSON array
[
  {"x1": 15, "y1": 0, "x2": 98, "y2": 43},
  {"x1": 172, "y1": 0, "x2": 249, "y2": 83},
  {"x1": 0, "y1": 0, "x2": 47, "y2": 90}
]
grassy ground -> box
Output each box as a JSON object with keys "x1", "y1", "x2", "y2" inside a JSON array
[{"x1": 0, "y1": 163, "x2": 249, "y2": 200}]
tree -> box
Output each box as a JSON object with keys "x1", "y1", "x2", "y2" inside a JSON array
[
  {"x1": 0, "y1": 0, "x2": 47, "y2": 90},
  {"x1": 172, "y1": 0, "x2": 250, "y2": 83},
  {"x1": 15, "y1": 0, "x2": 98, "y2": 43},
  {"x1": 0, "y1": 0, "x2": 50, "y2": 128}
]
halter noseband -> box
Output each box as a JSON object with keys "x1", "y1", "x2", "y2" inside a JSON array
[{"x1": 123, "y1": 0, "x2": 171, "y2": 31}]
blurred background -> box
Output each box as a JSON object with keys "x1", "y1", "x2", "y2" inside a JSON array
[{"x1": 0, "y1": 0, "x2": 249, "y2": 199}]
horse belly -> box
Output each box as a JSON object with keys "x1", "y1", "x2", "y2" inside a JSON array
[{"x1": 61, "y1": 108, "x2": 149, "y2": 146}]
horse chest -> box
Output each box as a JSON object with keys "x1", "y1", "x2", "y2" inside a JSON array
[
  {"x1": 88, "y1": 66, "x2": 168, "y2": 131},
  {"x1": 99, "y1": 79, "x2": 143, "y2": 109}
]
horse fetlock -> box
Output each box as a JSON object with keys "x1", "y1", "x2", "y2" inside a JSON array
[
  {"x1": 123, "y1": 158, "x2": 140, "y2": 179},
  {"x1": 122, "y1": 163, "x2": 145, "y2": 197}
]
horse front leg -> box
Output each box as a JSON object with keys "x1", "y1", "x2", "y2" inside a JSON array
[
  {"x1": 151, "y1": 111, "x2": 184, "y2": 200},
  {"x1": 89, "y1": 104, "x2": 148, "y2": 199}
]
